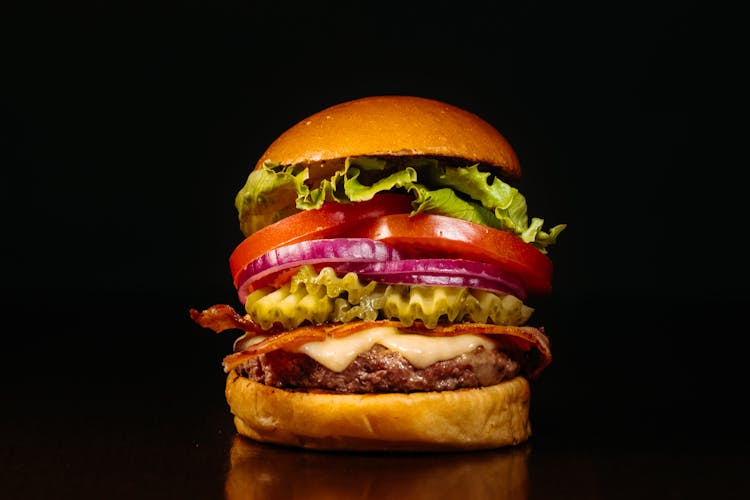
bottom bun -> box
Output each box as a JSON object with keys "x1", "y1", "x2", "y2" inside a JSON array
[{"x1": 225, "y1": 372, "x2": 532, "y2": 451}]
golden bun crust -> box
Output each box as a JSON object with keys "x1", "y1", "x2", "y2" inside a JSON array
[
  {"x1": 255, "y1": 96, "x2": 522, "y2": 181},
  {"x1": 225, "y1": 372, "x2": 532, "y2": 451}
]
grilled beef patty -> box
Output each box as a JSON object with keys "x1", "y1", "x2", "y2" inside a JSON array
[{"x1": 236, "y1": 344, "x2": 522, "y2": 393}]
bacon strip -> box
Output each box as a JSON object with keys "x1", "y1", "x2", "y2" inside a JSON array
[
  {"x1": 189, "y1": 305, "x2": 267, "y2": 335},
  {"x1": 221, "y1": 324, "x2": 333, "y2": 372},
  {"x1": 218, "y1": 318, "x2": 551, "y2": 377},
  {"x1": 189, "y1": 305, "x2": 551, "y2": 376}
]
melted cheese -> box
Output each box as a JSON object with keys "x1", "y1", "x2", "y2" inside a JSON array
[{"x1": 296, "y1": 326, "x2": 495, "y2": 372}]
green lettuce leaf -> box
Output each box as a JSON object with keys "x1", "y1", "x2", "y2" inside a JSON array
[
  {"x1": 297, "y1": 158, "x2": 419, "y2": 209},
  {"x1": 420, "y1": 163, "x2": 565, "y2": 249},
  {"x1": 234, "y1": 161, "x2": 310, "y2": 236},
  {"x1": 234, "y1": 157, "x2": 565, "y2": 251},
  {"x1": 408, "y1": 184, "x2": 504, "y2": 229}
]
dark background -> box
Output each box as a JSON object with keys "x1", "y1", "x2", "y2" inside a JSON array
[{"x1": 3, "y1": 1, "x2": 747, "y2": 498}]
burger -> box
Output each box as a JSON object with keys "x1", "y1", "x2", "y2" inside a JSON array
[{"x1": 190, "y1": 95, "x2": 565, "y2": 451}]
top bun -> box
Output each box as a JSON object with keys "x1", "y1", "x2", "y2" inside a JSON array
[{"x1": 255, "y1": 96, "x2": 522, "y2": 181}]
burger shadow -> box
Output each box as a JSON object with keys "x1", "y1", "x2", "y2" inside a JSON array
[{"x1": 225, "y1": 435, "x2": 531, "y2": 500}]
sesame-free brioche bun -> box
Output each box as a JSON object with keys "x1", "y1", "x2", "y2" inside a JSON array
[
  {"x1": 255, "y1": 96, "x2": 522, "y2": 181},
  {"x1": 225, "y1": 372, "x2": 532, "y2": 452}
]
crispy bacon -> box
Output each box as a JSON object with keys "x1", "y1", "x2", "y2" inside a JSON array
[
  {"x1": 189, "y1": 304, "x2": 267, "y2": 335},
  {"x1": 190, "y1": 304, "x2": 551, "y2": 377},
  {"x1": 221, "y1": 325, "x2": 332, "y2": 372}
]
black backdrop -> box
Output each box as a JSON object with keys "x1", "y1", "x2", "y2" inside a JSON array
[{"x1": 3, "y1": 0, "x2": 745, "y2": 470}]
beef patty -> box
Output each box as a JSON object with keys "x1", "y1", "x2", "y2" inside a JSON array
[{"x1": 236, "y1": 344, "x2": 523, "y2": 393}]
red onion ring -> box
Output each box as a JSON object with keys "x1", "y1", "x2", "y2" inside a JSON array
[
  {"x1": 235, "y1": 238, "x2": 402, "y2": 303},
  {"x1": 236, "y1": 239, "x2": 528, "y2": 304},
  {"x1": 338, "y1": 259, "x2": 527, "y2": 300}
]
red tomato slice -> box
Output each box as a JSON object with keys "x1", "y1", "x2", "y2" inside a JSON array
[
  {"x1": 229, "y1": 194, "x2": 413, "y2": 286},
  {"x1": 350, "y1": 214, "x2": 553, "y2": 296}
]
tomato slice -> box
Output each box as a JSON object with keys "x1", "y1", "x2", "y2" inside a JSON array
[
  {"x1": 229, "y1": 194, "x2": 413, "y2": 286},
  {"x1": 350, "y1": 214, "x2": 553, "y2": 296}
]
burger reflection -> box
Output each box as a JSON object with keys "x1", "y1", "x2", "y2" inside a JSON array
[{"x1": 225, "y1": 435, "x2": 530, "y2": 500}]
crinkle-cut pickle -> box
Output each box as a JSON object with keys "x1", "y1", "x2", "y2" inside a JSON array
[{"x1": 245, "y1": 266, "x2": 533, "y2": 330}]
